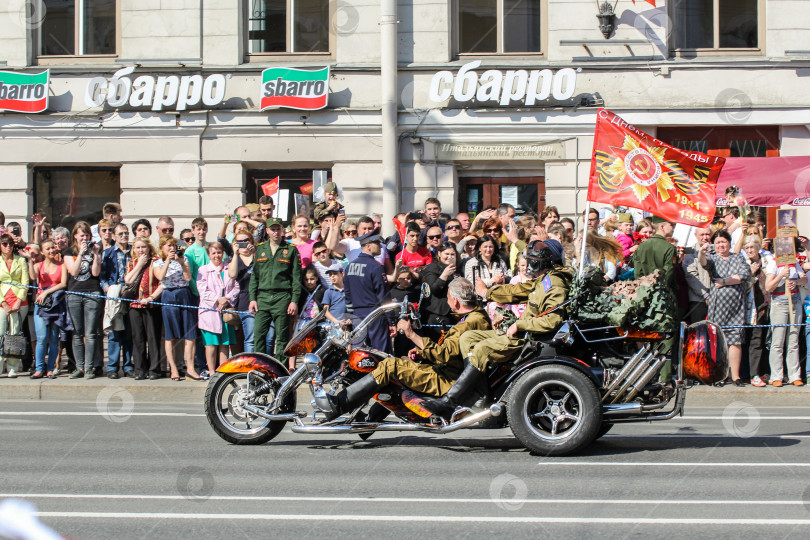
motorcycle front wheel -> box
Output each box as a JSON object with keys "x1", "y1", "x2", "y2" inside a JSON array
[
  {"x1": 507, "y1": 364, "x2": 602, "y2": 456},
  {"x1": 204, "y1": 372, "x2": 292, "y2": 445}
]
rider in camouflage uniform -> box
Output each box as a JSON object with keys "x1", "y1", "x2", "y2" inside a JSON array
[{"x1": 422, "y1": 239, "x2": 572, "y2": 418}]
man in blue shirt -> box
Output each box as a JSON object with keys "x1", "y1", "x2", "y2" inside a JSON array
[
  {"x1": 344, "y1": 233, "x2": 390, "y2": 352},
  {"x1": 100, "y1": 223, "x2": 133, "y2": 378}
]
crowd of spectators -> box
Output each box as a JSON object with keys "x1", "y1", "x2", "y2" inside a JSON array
[{"x1": 0, "y1": 187, "x2": 808, "y2": 389}]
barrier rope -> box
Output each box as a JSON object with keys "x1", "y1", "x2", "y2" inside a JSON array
[
  {"x1": 3, "y1": 281, "x2": 808, "y2": 330},
  {"x1": 1, "y1": 281, "x2": 250, "y2": 316}
]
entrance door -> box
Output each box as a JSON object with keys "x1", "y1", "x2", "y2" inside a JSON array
[{"x1": 459, "y1": 176, "x2": 545, "y2": 219}]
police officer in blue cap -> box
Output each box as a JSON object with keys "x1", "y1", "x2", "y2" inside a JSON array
[{"x1": 344, "y1": 232, "x2": 390, "y2": 352}]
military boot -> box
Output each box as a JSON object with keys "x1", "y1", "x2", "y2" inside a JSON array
[
  {"x1": 421, "y1": 361, "x2": 485, "y2": 419},
  {"x1": 324, "y1": 374, "x2": 381, "y2": 421}
]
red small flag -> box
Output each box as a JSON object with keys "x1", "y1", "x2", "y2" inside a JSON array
[
  {"x1": 393, "y1": 217, "x2": 406, "y2": 245},
  {"x1": 299, "y1": 181, "x2": 313, "y2": 195},
  {"x1": 261, "y1": 177, "x2": 279, "y2": 197},
  {"x1": 588, "y1": 109, "x2": 725, "y2": 227},
  {"x1": 632, "y1": 0, "x2": 656, "y2": 6}
]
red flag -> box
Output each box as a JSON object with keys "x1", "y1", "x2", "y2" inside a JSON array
[
  {"x1": 632, "y1": 0, "x2": 656, "y2": 6},
  {"x1": 393, "y1": 217, "x2": 407, "y2": 245},
  {"x1": 588, "y1": 109, "x2": 725, "y2": 227},
  {"x1": 299, "y1": 181, "x2": 313, "y2": 195},
  {"x1": 261, "y1": 177, "x2": 279, "y2": 197}
]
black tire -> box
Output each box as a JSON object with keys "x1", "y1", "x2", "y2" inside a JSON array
[
  {"x1": 595, "y1": 422, "x2": 613, "y2": 439},
  {"x1": 204, "y1": 372, "x2": 293, "y2": 445},
  {"x1": 506, "y1": 364, "x2": 602, "y2": 456}
]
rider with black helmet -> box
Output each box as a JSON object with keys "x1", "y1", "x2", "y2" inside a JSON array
[{"x1": 421, "y1": 239, "x2": 573, "y2": 418}]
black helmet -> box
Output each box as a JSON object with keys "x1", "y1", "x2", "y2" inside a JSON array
[{"x1": 525, "y1": 239, "x2": 562, "y2": 275}]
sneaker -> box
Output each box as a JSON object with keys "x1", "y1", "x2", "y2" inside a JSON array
[
  {"x1": 200, "y1": 370, "x2": 210, "y2": 380},
  {"x1": 106, "y1": 371, "x2": 120, "y2": 379},
  {"x1": 791, "y1": 380, "x2": 805, "y2": 387},
  {"x1": 85, "y1": 372, "x2": 97, "y2": 380},
  {"x1": 69, "y1": 369, "x2": 85, "y2": 379},
  {"x1": 52, "y1": 368, "x2": 61, "y2": 376},
  {"x1": 7, "y1": 369, "x2": 17, "y2": 379},
  {"x1": 761, "y1": 374, "x2": 770, "y2": 383},
  {"x1": 751, "y1": 376, "x2": 766, "y2": 387},
  {"x1": 772, "y1": 380, "x2": 783, "y2": 387}
]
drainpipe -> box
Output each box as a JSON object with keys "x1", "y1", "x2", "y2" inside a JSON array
[{"x1": 380, "y1": 0, "x2": 398, "y2": 237}]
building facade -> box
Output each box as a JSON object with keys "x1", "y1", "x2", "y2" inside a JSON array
[{"x1": 0, "y1": 0, "x2": 808, "y2": 237}]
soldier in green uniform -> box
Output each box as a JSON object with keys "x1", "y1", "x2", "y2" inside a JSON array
[
  {"x1": 422, "y1": 239, "x2": 572, "y2": 418},
  {"x1": 248, "y1": 218, "x2": 301, "y2": 363},
  {"x1": 632, "y1": 215, "x2": 677, "y2": 380},
  {"x1": 322, "y1": 277, "x2": 490, "y2": 420}
]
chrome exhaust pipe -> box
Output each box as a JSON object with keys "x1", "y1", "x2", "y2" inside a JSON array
[
  {"x1": 602, "y1": 403, "x2": 643, "y2": 416},
  {"x1": 290, "y1": 404, "x2": 501, "y2": 435},
  {"x1": 435, "y1": 404, "x2": 501, "y2": 433},
  {"x1": 623, "y1": 356, "x2": 667, "y2": 402},
  {"x1": 608, "y1": 346, "x2": 660, "y2": 404},
  {"x1": 601, "y1": 344, "x2": 649, "y2": 400}
]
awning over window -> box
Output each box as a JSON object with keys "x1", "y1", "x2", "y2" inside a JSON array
[{"x1": 717, "y1": 157, "x2": 810, "y2": 207}]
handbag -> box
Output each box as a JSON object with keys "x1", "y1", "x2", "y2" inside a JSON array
[
  {"x1": 121, "y1": 261, "x2": 148, "y2": 301},
  {"x1": 222, "y1": 309, "x2": 240, "y2": 327},
  {"x1": 1, "y1": 313, "x2": 28, "y2": 358}
]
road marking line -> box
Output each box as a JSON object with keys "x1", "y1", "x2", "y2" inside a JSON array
[
  {"x1": 680, "y1": 416, "x2": 810, "y2": 420},
  {"x1": 0, "y1": 494, "x2": 806, "y2": 505},
  {"x1": 32, "y1": 512, "x2": 810, "y2": 524},
  {"x1": 537, "y1": 462, "x2": 810, "y2": 467},
  {"x1": 0, "y1": 412, "x2": 204, "y2": 417}
]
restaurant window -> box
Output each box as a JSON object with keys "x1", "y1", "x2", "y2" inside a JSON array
[
  {"x1": 247, "y1": 0, "x2": 330, "y2": 54},
  {"x1": 39, "y1": 0, "x2": 117, "y2": 56},
  {"x1": 34, "y1": 168, "x2": 121, "y2": 231},
  {"x1": 457, "y1": 0, "x2": 544, "y2": 55},
  {"x1": 671, "y1": 0, "x2": 762, "y2": 53}
]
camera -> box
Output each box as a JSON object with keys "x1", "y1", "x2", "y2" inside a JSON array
[
  {"x1": 225, "y1": 214, "x2": 241, "y2": 224},
  {"x1": 707, "y1": 245, "x2": 716, "y2": 255},
  {"x1": 234, "y1": 241, "x2": 249, "y2": 249},
  {"x1": 338, "y1": 209, "x2": 346, "y2": 215}
]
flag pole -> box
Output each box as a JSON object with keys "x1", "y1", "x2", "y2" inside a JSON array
[{"x1": 578, "y1": 201, "x2": 591, "y2": 277}]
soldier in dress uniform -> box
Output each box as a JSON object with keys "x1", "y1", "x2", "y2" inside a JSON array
[
  {"x1": 422, "y1": 239, "x2": 572, "y2": 418},
  {"x1": 248, "y1": 217, "x2": 301, "y2": 364},
  {"x1": 321, "y1": 278, "x2": 490, "y2": 420},
  {"x1": 343, "y1": 232, "x2": 390, "y2": 352}
]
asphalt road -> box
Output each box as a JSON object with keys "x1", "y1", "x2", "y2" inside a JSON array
[{"x1": 3, "y1": 398, "x2": 810, "y2": 539}]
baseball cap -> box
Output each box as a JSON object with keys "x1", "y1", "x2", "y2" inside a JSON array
[{"x1": 325, "y1": 262, "x2": 344, "y2": 273}]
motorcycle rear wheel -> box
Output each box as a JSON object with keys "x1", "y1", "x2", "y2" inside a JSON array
[
  {"x1": 205, "y1": 372, "x2": 291, "y2": 445},
  {"x1": 507, "y1": 364, "x2": 602, "y2": 456}
]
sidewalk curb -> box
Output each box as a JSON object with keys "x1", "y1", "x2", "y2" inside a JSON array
[{"x1": 1, "y1": 378, "x2": 808, "y2": 406}]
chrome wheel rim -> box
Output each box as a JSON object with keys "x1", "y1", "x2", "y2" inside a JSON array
[
  {"x1": 214, "y1": 373, "x2": 274, "y2": 435},
  {"x1": 523, "y1": 380, "x2": 583, "y2": 441}
]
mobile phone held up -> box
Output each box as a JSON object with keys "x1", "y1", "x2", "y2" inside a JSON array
[{"x1": 225, "y1": 214, "x2": 241, "y2": 224}]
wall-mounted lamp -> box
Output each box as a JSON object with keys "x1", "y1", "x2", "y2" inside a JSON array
[{"x1": 596, "y1": 1, "x2": 619, "y2": 39}]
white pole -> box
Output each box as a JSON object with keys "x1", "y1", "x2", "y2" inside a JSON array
[
  {"x1": 578, "y1": 201, "x2": 591, "y2": 276},
  {"x1": 380, "y1": 0, "x2": 398, "y2": 237}
]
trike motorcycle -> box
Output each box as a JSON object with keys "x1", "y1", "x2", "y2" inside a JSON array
[{"x1": 204, "y1": 285, "x2": 727, "y2": 456}]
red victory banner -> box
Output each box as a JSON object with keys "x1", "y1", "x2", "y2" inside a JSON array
[
  {"x1": 588, "y1": 109, "x2": 725, "y2": 226},
  {"x1": 299, "y1": 181, "x2": 313, "y2": 195},
  {"x1": 260, "y1": 177, "x2": 279, "y2": 197}
]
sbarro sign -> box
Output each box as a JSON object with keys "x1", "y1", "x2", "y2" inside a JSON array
[
  {"x1": 261, "y1": 67, "x2": 329, "y2": 111},
  {"x1": 85, "y1": 67, "x2": 227, "y2": 111},
  {"x1": 429, "y1": 61, "x2": 578, "y2": 106},
  {"x1": 0, "y1": 70, "x2": 48, "y2": 113}
]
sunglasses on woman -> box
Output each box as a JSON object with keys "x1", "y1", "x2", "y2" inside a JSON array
[
  {"x1": 313, "y1": 249, "x2": 328, "y2": 257},
  {"x1": 485, "y1": 228, "x2": 501, "y2": 233},
  {"x1": 100, "y1": 228, "x2": 113, "y2": 233},
  {"x1": 344, "y1": 230, "x2": 358, "y2": 236},
  {"x1": 182, "y1": 236, "x2": 194, "y2": 243}
]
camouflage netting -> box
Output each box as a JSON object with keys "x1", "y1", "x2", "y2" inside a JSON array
[{"x1": 568, "y1": 267, "x2": 676, "y2": 331}]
